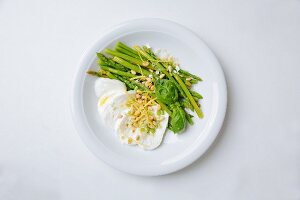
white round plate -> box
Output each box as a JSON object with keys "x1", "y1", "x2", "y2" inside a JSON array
[{"x1": 71, "y1": 18, "x2": 227, "y2": 176}]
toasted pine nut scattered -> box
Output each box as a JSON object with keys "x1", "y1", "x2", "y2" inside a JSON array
[
  {"x1": 149, "y1": 124, "x2": 155, "y2": 129},
  {"x1": 145, "y1": 81, "x2": 151, "y2": 87},
  {"x1": 157, "y1": 104, "x2": 161, "y2": 111},
  {"x1": 131, "y1": 70, "x2": 136, "y2": 74},
  {"x1": 142, "y1": 61, "x2": 149, "y2": 66},
  {"x1": 159, "y1": 74, "x2": 165, "y2": 79},
  {"x1": 136, "y1": 135, "x2": 140, "y2": 141},
  {"x1": 134, "y1": 110, "x2": 141, "y2": 116}
]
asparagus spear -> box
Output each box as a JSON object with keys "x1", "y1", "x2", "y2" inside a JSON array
[
  {"x1": 190, "y1": 79, "x2": 198, "y2": 84},
  {"x1": 190, "y1": 90, "x2": 203, "y2": 99},
  {"x1": 105, "y1": 49, "x2": 149, "y2": 67},
  {"x1": 86, "y1": 69, "x2": 116, "y2": 80},
  {"x1": 104, "y1": 71, "x2": 118, "y2": 80},
  {"x1": 86, "y1": 70, "x2": 99, "y2": 77},
  {"x1": 86, "y1": 69, "x2": 107, "y2": 77},
  {"x1": 116, "y1": 42, "x2": 138, "y2": 56},
  {"x1": 192, "y1": 96, "x2": 200, "y2": 102},
  {"x1": 180, "y1": 99, "x2": 194, "y2": 111},
  {"x1": 142, "y1": 46, "x2": 157, "y2": 58},
  {"x1": 179, "y1": 69, "x2": 202, "y2": 81},
  {"x1": 178, "y1": 76, "x2": 203, "y2": 101},
  {"x1": 185, "y1": 113, "x2": 194, "y2": 125},
  {"x1": 113, "y1": 74, "x2": 136, "y2": 90},
  {"x1": 100, "y1": 65, "x2": 135, "y2": 78},
  {"x1": 179, "y1": 76, "x2": 198, "y2": 86},
  {"x1": 173, "y1": 75, "x2": 203, "y2": 118},
  {"x1": 97, "y1": 53, "x2": 128, "y2": 71},
  {"x1": 113, "y1": 56, "x2": 154, "y2": 76},
  {"x1": 113, "y1": 47, "x2": 157, "y2": 71},
  {"x1": 115, "y1": 46, "x2": 140, "y2": 59}
]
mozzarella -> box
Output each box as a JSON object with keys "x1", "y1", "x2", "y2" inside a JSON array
[
  {"x1": 95, "y1": 78, "x2": 169, "y2": 150},
  {"x1": 94, "y1": 78, "x2": 126, "y2": 98},
  {"x1": 117, "y1": 106, "x2": 169, "y2": 150}
]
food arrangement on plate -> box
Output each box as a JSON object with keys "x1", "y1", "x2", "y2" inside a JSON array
[{"x1": 87, "y1": 42, "x2": 204, "y2": 150}]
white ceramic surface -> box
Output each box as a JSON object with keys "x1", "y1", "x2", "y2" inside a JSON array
[{"x1": 71, "y1": 18, "x2": 227, "y2": 176}]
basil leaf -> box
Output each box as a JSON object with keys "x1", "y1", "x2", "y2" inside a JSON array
[
  {"x1": 169, "y1": 103, "x2": 187, "y2": 133},
  {"x1": 155, "y1": 79, "x2": 178, "y2": 105}
]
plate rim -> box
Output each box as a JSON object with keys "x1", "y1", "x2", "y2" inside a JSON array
[{"x1": 71, "y1": 18, "x2": 227, "y2": 176}]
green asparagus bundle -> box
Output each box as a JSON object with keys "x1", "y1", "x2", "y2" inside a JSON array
[{"x1": 87, "y1": 42, "x2": 204, "y2": 133}]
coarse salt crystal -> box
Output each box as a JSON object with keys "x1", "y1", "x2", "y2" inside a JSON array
[{"x1": 154, "y1": 48, "x2": 161, "y2": 54}]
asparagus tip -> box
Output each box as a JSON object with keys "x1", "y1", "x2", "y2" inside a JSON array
[{"x1": 86, "y1": 70, "x2": 98, "y2": 76}]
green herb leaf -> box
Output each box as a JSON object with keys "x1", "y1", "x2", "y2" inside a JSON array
[
  {"x1": 169, "y1": 103, "x2": 187, "y2": 133},
  {"x1": 155, "y1": 79, "x2": 178, "y2": 105}
]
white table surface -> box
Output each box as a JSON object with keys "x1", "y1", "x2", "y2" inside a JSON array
[{"x1": 0, "y1": 0, "x2": 300, "y2": 199}]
